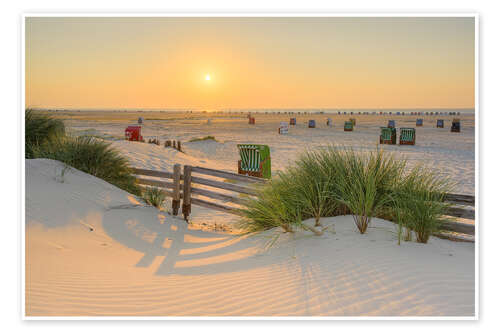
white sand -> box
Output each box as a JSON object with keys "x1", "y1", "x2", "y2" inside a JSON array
[
  {"x1": 26, "y1": 158, "x2": 475, "y2": 317},
  {"x1": 65, "y1": 111, "x2": 475, "y2": 195}
]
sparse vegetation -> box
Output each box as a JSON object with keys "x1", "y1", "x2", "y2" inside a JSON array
[
  {"x1": 26, "y1": 110, "x2": 141, "y2": 196},
  {"x1": 142, "y1": 187, "x2": 168, "y2": 208},
  {"x1": 189, "y1": 136, "x2": 216, "y2": 142},
  {"x1": 239, "y1": 146, "x2": 453, "y2": 243}
]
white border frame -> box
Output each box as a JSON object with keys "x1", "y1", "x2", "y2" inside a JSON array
[{"x1": 21, "y1": 12, "x2": 479, "y2": 321}]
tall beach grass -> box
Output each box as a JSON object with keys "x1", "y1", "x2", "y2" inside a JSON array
[
  {"x1": 239, "y1": 146, "x2": 453, "y2": 243},
  {"x1": 26, "y1": 110, "x2": 141, "y2": 196}
]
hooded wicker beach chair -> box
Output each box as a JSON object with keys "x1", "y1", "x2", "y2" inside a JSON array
[
  {"x1": 349, "y1": 118, "x2": 356, "y2": 126},
  {"x1": 308, "y1": 120, "x2": 316, "y2": 128},
  {"x1": 451, "y1": 119, "x2": 460, "y2": 132},
  {"x1": 416, "y1": 118, "x2": 423, "y2": 126},
  {"x1": 290, "y1": 118, "x2": 296, "y2": 125},
  {"x1": 237, "y1": 144, "x2": 271, "y2": 179},
  {"x1": 380, "y1": 127, "x2": 396, "y2": 144},
  {"x1": 344, "y1": 121, "x2": 353, "y2": 131},
  {"x1": 399, "y1": 128, "x2": 416, "y2": 145},
  {"x1": 326, "y1": 118, "x2": 333, "y2": 127},
  {"x1": 388, "y1": 120, "x2": 396, "y2": 128},
  {"x1": 437, "y1": 119, "x2": 444, "y2": 128}
]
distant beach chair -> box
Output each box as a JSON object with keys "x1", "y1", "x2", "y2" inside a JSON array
[
  {"x1": 125, "y1": 125, "x2": 143, "y2": 142},
  {"x1": 237, "y1": 144, "x2": 271, "y2": 179},
  {"x1": 388, "y1": 120, "x2": 396, "y2": 128},
  {"x1": 416, "y1": 118, "x2": 423, "y2": 126},
  {"x1": 138, "y1": 117, "x2": 144, "y2": 124},
  {"x1": 278, "y1": 122, "x2": 289, "y2": 134},
  {"x1": 451, "y1": 119, "x2": 461, "y2": 132},
  {"x1": 399, "y1": 128, "x2": 416, "y2": 145},
  {"x1": 249, "y1": 117, "x2": 255, "y2": 125},
  {"x1": 349, "y1": 118, "x2": 356, "y2": 126},
  {"x1": 290, "y1": 118, "x2": 296, "y2": 125},
  {"x1": 379, "y1": 127, "x2": 396, "y2": 144},
  {"x1": 437, "y1": 119, "x2": 444, "y2": 128},
  {"x1": 344, "y1": 121, "x2": 353, "y2": 131},
  {"x1": 308, "y1": 120, "x2": 316, "y2": 128},
  {"x1": 326, "y1": 118, "x2": 333, "y2": 127}
]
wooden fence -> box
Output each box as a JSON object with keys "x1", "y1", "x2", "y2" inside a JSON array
[
  {"x1": 131, "y1": 165, "x2": 475, "y2": 237},
  {"x1": 131, "y1": 165, "x2": 266, "y2": 220}
]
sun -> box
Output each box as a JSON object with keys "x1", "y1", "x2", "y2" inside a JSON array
[{"x1": 205, "y1": 74, "x2": 211, "y2": 81}]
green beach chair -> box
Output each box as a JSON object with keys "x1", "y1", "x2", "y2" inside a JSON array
[
  {"x1": 399, "y1": 128, "x2": 416, "y2": 145},
  {"x1": 237, "y1": 144, "x2": 271, "y2": 179},
  {"x1": 379, "y1": 127, "x2": 396, "y2": 144},
  {"x1": 344, "y1": 121, "x2": 353, "y2": 131}
]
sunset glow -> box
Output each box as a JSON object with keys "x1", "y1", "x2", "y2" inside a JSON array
[{"x1": 25, "y1": 17, "x2": 475, "y2": 110}]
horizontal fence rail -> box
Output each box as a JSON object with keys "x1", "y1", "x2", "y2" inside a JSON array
[
  {"x1": 444, "y1": 193, "x2": 475, "y2": 205},
  {"x1": 191, "y1": 166, "x2": 267, "y2": 184},
  {"x1": 132, "y1": 165, "x2": 476, "y2": 239}
]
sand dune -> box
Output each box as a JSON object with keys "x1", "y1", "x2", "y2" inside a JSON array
[{"x1": 25, "y1": 159, "x2": 475, "y2": 316}]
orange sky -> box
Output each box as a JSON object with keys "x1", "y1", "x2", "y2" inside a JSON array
[{"x1": 25, "y1": 17, "x2": 475, "y2": 110}]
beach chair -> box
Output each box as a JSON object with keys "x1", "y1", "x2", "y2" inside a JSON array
[
  {"x1": 437, "y1": 119, "x2": 444, "y2": 128},
  {"x1": 290, "y1": 118, "x2": 296, "y2": 125},
  {"x1": 451, "y1": 119, "x2": 460, "y2": 132},
  {"x1": 125, "y1": 125, "x2": 143, "y2": 142},
  {"x1": 326, "y1": 118, "x2": 333, "y2": 127},
  {"x1": 388, "y1": 120, "x2": 396, "y2": 128},
  {"x1": 349, "y1": 118, "x2": 356, "y2": 126},
  {"x1": 379, "y1": 127, "x2": 396, "y2": 144},
  {"x1": 416, "y1": 119, "x2": 423, "y2": 126},
  {"x1": 249, "y1": 117, "x2": 255, "y2": 125},
  {"x1": 278, "y1": 122, "x2": 289, "y2": 134},
  {"x1": 237, "y1": 144, "x2": 271, "y2": 179},
  {"x1": 399, "y1": 128, "x2": 416, "y2": 145},
  {"x1": 344, "y1": 121, "x2": 353, "y2": 131},
  {"x1": 308, "y1": 120, "x2": 316, "y2": 128}
]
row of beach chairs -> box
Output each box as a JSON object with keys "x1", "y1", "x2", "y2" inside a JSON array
[
  {"x1": 379, "y1": 127, "x2": 416, "y2": 145},
  {"x1": 252, "y1": 116, "x2": 461, "y2": 133}
]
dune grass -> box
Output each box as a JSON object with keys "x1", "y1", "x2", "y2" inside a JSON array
[
  {"x1": 26, "y1": 110, "x2": 141, "y2": 196},
  {"x1": 25, "y1": 110, "x2": 65, "y2": 158},
  {"x1": 189, "y1": 136, "x2": 216, "y2": 142},
  {"x1": 32, "y1": 136, "x2": 142, "y2": 196},
  {"x1": 239, "y1": 146, "x2": 453, "y2": 243},
  {"x1": 142, "y1": 187, "x2": 168, "y2": 208}
]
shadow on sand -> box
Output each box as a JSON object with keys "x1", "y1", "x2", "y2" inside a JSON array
[{"x1": 101, "y1": 206, "x2": 283, "y2": 276}]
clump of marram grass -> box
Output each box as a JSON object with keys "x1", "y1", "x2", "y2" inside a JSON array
[
  {"x1": 327, "y1": 148, "x2": 405, "y2": 234},
  {"x1": 391, "y1": 165, "x2": 453, "y2": 243},
  {"x1": 142, "y1": 187, "x2": 168, "y2": 208},
  {"x1": 31, "y1": 136, "x2": 141, "y2": 196},
  {"x1": 239, "y1": 145, "x2": 454, "y2": 242},
  {"x1": 25, "y1": 109, "x2": 65, "y2": 158},
  {"x1": 189, "y1": 136, "x2": 216, "y2": 142}
]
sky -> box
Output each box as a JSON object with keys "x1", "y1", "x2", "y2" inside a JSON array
[{"x1": 25, "y1": 17, "x2": 475, "y2": 110}]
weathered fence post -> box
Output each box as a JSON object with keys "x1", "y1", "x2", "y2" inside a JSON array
[
  {"x1": 182, "y1": 165, "x2": 192, "y2": 221},
  {"x1": 177, "y1": 141, "x2": 182, "y2": 152},
  {"x1": 172, "y1": 164, "x2": 181, "y2": 216},
  {"x1": 165, "y1": 140, "x2": 171, "y2": 147}
]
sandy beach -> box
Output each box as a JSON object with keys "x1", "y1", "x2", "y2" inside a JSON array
[{"x1": 25, "y1": 111, "x2": 475, "y2": 316}]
